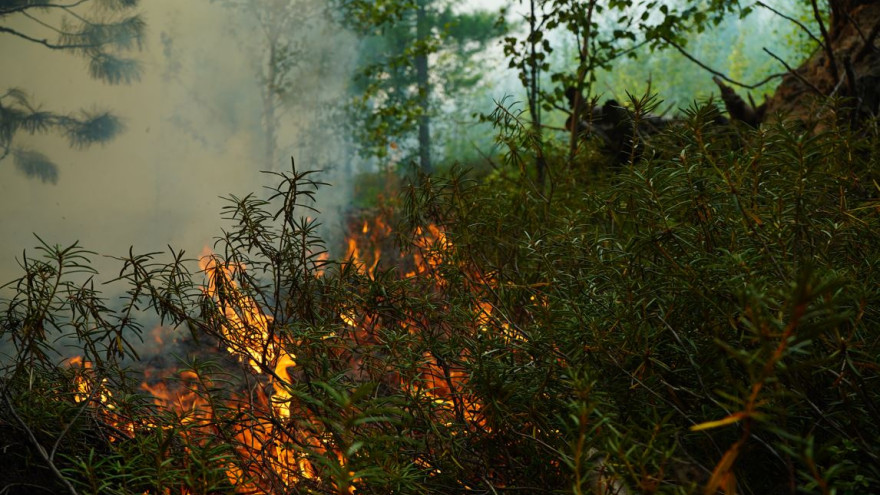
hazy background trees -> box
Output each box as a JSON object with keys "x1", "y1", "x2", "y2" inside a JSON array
[
  {"x1": 337, "y1": 0, "x2": 504, "y2": 174},
  {"x1": 0, "y1": 0, "x2": 848, "y2": 278},
  {"x1": 1, "y1": 0, "x2": 878, "y2": 493}
]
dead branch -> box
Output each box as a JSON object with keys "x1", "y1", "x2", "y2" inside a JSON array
[
  {"x1": 661, "y1": 36, "x2": 784, "y2": 89},
  {"x1": 762, "y1": 47, "x2": 825, "y2": 97},
  {"x1": 713, "y1": 76, "x2": 766, "y2": 127},
  {"x1": 756, "y1": 2, "x2": 824, "y2": 49},
  {"x1": 3, "y1": 392, "x2": 79, "y2": 495},
  {"x1": 811, "y1": 0, "x2": 840, "y2": 81}
]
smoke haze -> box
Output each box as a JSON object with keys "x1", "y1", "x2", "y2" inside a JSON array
[
  {"x1": 0, "y1": 1, "x2": 357, "y2": 284},
  {"x1": 0, "y1": 0, "x2": 807, "y2": 288}
]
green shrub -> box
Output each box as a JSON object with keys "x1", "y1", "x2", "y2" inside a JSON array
[{"x1": 2, "y1": 104, "x2": 878, "y2": 494}]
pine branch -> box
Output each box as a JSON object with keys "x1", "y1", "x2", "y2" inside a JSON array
[
  {"x1": 0, "y1": 25, "x2": 95, "y2": 50},
  {"x1": 0, "y1": 0, "x2": 91, "y2": 16}
]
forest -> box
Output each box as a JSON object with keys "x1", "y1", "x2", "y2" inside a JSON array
[{"x1": 1, "y1": 0, "x2": 879, "y2": 494}]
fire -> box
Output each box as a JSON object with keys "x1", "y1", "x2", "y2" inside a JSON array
[
  {"x1": 196, "y1": 245, "x2": 371, "y2": 495},
  {"x1": 341, "y1": 213, "x2": 485, "y2": 427},
  {"x1": 344, "y1": 214, "x2": 388, "y2": 278},
  {"x1": 139, "y1": 368, "x2": 210, "y2": 421},
  {"x1": 64, "y1": 209, "x2": 501, "y2": 493},
  {"x1": 412, "y1": 223, "x2": 448, "y2": 272},
  {"x1": 67, "y1": 356, "x2": 112, "y2": 405},
  {"x1": 199, "y1": 249, "x2": 288, "y2": 374},
  {"x1": 197, "y1": 247, "x2": 325, "y2": 488}
]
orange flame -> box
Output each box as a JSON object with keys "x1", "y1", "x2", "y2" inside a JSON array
[{"x1": 197, "y1": 246, "x2": 346, "y2": 491}]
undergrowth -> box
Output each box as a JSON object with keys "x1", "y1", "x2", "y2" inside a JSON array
[{"x1": 1, "y1": 101, "x2": 879, "y2": 494}]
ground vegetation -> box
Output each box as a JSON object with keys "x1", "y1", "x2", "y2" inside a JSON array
[{"x1": 1, "y1": 1, "x2": 879, "y2": 494}]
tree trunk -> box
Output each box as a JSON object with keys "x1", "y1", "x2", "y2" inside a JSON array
[
  {"x1": 763, "y1": 1, "x2": 880, "y2": 126},
  {"x1": 263, "y1": 39, "x2": 279, "y2": 171},
  {"x1": 527, "y1": 0, "x2": 546, "y2": 187},
  {"x1": 416, "y1": 0, "x2": 432, "y2": 174},
  {"x1": 829, "y1": 0, "x2": 874, "y2": 40}
]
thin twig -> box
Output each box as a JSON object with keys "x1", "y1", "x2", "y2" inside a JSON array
[
  {"x1": 481, "y1": 476, "x2": 500, "y2": 495},
  {"x1": 3, "y1": 392, "x2": 79, "y2": 495},
  {"x1": 0, "y1": 26, "x2": 94, "y2": 50},
  {"x1": 569, "y1": 0, "x2": 597, "y2": 165},
  {"x1": 843, "y1": 10, "x2": 869, "y2": 46},
  {"x1": 0, "y1": 0, "x2": 90, "y2": 16},
  {"x1": 843, "y1": 54, "x2": 858, "y2": 98},
  {"x1": 810, "y1": 0, "x2": 839, "y2": 81},
  {"x1": 762, "y1": 47, "x2": 825, "y2": 96},
  {"x1": 661, "y1": 36, "x2": 784, "y2": 89},
  {"x1": 827, "y1": 71, "x2": 847, "y2": 100},
  {"x1": 756, "y1": 1, "x2": 823, "y2": 48},
  {"x1": 510, "y1": 429, "x2": 570, "y2": 460},
  {"x1": 21, "y1": 11, "x2": 72, "y2": 36},
  {"x1": 472, "y1": 141, "x2": 502, "y2": 172},
  {"x1": 51, "y1": 371, "x2": 103, "y2": 461},
  {"x1": 843, "y1": 55, "x2": 862, "y2": 126},
  {"x1": 855, "y1": 19, "x2": 880, "y2": 62}
]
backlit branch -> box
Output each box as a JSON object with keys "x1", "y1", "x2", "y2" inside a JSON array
[{"x1": 661, "y1": 35, "x2": 785, "y2": 89}]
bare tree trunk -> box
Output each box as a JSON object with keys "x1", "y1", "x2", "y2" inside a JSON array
[
  {"x1": 527, "y1": 0, "x2": 546, "y2": 187},
  {"x1": 763, "y1": 1, "x2": 880, "y2": 126},
  {"x1": 416, "y1": 0, "x2": 432, "y2": 174},
  {"x1": 263, "y1": 38, "x2": 279, "y2": 171}
]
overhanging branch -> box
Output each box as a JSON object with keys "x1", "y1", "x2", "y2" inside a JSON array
[
  {"x1": 661, "y1": 36, "x2": 784, "y2": 89},
  {"x1": 0, "y1": 0, "x2": 91, "y2": 16},
  {"x1": 756, "y1": 2, "x2": 824, "y2": 49},
  {"x1": 0, "y1": 25, "x2": 94, "y2": 50},
  {"x1": 763, "y1": 47, "x2": 825, "y2": 96}
]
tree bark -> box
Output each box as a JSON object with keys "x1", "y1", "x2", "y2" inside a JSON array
[
  {"x1": 526, "y1": 0, "x2": 547, "y2": 187},
  {"x1": 763, "y1": 1, "x2": 880, "y2": 126}
]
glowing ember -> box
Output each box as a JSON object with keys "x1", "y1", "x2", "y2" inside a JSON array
[{"x1": 66, "y1": 356, "x2": 112, "y2": 405}]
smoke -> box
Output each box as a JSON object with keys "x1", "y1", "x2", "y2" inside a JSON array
[{"x1": 0, "y1": 0, "x2": 358, "y2": 285}]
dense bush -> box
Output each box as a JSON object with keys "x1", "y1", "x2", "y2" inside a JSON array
[{"x1": 1, "y1": 102, "x2": 879, "y2": 494}]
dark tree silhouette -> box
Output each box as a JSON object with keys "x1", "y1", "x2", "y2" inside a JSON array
[{"x1": 0, "y1": 0, "x2": 144, "y2": 183}]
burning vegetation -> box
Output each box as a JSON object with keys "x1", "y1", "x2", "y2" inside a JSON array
[{"x1": 2, "y1": 108, "x2": 880, "y2": 495}]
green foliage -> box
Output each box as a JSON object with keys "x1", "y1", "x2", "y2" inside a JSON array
[
  {"x1": 435, "y1": 99, "x2": 880, "y2": 493},
  {"x1": 337, "y1": 0, "x2": 506, "y2": 166},
  {"x1": 588, "y1": 6, "x2": 808, "y2": 113},
  {"x1": 2, "y1": 101, "x2": 879, "y2": 493},
  {"x1": 502, "y1": 0, "x2": 751, "y2": 113},
  {"x1": 2, "y1": 1, "x2": 879, "y2": 493}
]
